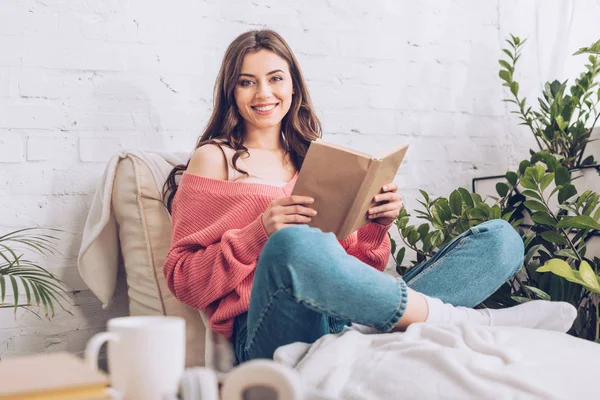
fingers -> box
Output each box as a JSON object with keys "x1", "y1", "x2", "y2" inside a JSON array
[
  {"x1": 279, "y1": 214, "x2": 313, "y2": 224},
  {"x1": 381, "y1": 182, "x2": 398, "y2": 193},
  {"x1": 281, "y1": 204, "x2": 317, "y2": 217},
  {"x1": 372, "y1": 192, "x2": 403, "y2": 204},
  {"x1": 277, "y1": 195, "x2": 314, "y2": 206},
  {"x1": 368, "y1": 202, "x2": 402, "y2": 218}
]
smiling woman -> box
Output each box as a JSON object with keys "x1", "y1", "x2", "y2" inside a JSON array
[
  {"x1": 162, "y1": 30, "x2": 321, "y2": 209},
  {"x1": 160, "y1": 29, "x2": 576, "y2": 366}
]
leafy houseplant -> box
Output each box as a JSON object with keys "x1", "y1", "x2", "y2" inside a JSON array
[
  {"x1": 390, "y1": 36, "x2": 600, "y2": 341},
  {"x1": 0, "y1": 228, "x2": 72, "y2": 319}
]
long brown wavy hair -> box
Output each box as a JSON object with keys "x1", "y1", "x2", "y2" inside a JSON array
[{"x1": 162, "y1": 29, "x2": 322, "y2": 213}]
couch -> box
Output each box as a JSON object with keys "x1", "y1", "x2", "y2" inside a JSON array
[{"x1": 110, "y1": 153, "x2": 206, "y2": 368}]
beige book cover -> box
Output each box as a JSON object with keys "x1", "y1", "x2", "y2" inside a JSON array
[
  {"x1": 292, "y1": 139, "x2": 409, "y2": 239},
  {"x1": 0, "y1": 351, "x2": 109, "y2": 400}
]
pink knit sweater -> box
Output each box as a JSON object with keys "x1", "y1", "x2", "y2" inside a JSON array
[{"x1": 164, "y1": 172, "x2": 392, "y2": 339}]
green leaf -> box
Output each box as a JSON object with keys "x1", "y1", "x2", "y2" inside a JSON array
[
  {"x1": 554, "y1": 248, "x2": 579, "y2": 260},
  {"x1": 466, "y1": 207, "x2": 487, "y2": 220},
  {"x1": 524, "y1": 200, "x2": 547, "y2": 212},
  {"x1": 19, "y1": 277, "x2": 31, "y2": 306},
  {"x1": 519, "y1": 160, "x2": 532, "y2": 175},
  {"x1": 396, "y1": 247, "x2": 406, "y2": 266},
  {"x1": 449, "y1": 190, "x2": 463, "y2": 215},
  {"x1": 531, "y1": 212, "x2": 556, "y2": 226},
  {"x1": 499, "y1": 70, "x2": 511, "y2": 82},
  {"x1": 496, "y1": 182, "x2": 509, "y2": 197},
  {"x1": 579, "y1": 260, "x2": 600, "y2": 291},
  {"x1": 434, "y1": 201, "x2": 452, "y2": 222},
  {"x1": 0, "y1": 275, "x2": 5, "y2": 304},
  {"x1": 520, "y1": 189, "x2": 542, "y2": 201},
  {"x1": 396, "y1": 216, "x2": 409, "y2": 230},
  {"x1": 419, "y1": 190, "x2": 430, "y2": 204},
  {"x1": 390, "y1": 235, "x2": 396, "y2": 256},
  {"x1": 520, "y1": 176, "x2": 537, "y2": 190},
  {"x1": 458, "y1": 188, "x2": 474, "y2": 208},
  {"x1": 471, "y1": 193, "x2": 483, "y2": 206},
  {"x1": 502, "y1": 48, "x2": 515, "y2": 61},
  {"x1": 490, "y1": 205, "x2": 502, "y2": 220},
  {"x1": 9, "y1": 275, "x2": 18, "y2": 315},
  {"x1": 546, "y1": 156, "x2": 558, "y2": 172},
  {"x1": 417, "y1": 223, "x2": 430, "y2": 239},
  {"x1": 499, "y1": 59, "x2": 513, "y2": 71},
  {"x1": 540, "y1": 231, "x2": 568, "y2": 244},
  {"x1": 523, "y1": 285, "x2": 551, "y2": 301},
  {"x1": 533, "y1": 165, "x2": 546, "y2": 182},
  {"x1": 558, "y1": 184, "x2": 577, "y2": 204},
  {"x1": 441, "y1": 200, "x2": 453, "y2": 220},
  {"x1": 537, "y1": 259, "x2": 579, "y2": 284},
  {"x1": 510, "y1": 81, "x2": 519, "y2": 96},
  {"x1": 556, "y1": 215, "x2": 600, "y2": 230},
  {"x1": 422, "y1": 232, "x2": 434, "y2": 253},
  {"x1": 430, "y1": 231, "x2": 445, "y2": 248},
  {"x1": 502, "y1": 210, "x2": 515, "y2": 222},
  {"x1": 431, "y1": 205, "x2": 443, "y2": 225},
  {"x1": 506, "y1": 171, "x2": 518, "y2": 186},
  {"x1": 407, "y1": 229, "x2": 420, "y2": 245},
  {"x1": 540, "y1": 173, "x2": 555, "y2": 191},
  {"x1": 555, "y1": 167, "x2": 571, "y2": 185}
]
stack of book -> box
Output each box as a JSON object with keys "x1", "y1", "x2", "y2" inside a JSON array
[{"x1": 0, "y1": 351, "x2": 109, "y2": 400}]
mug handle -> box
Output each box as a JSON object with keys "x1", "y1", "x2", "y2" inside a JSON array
[{"x1": 84, "y1": 332, "x2": 119, "y2": 371}]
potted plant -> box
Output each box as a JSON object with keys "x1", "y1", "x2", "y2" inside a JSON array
[
  {"x1": 0, "y1": 228, "x2": 72, "y2": 319},
  {"x1": 390, "y1": 36, "x2": 600, "y2": 341}
]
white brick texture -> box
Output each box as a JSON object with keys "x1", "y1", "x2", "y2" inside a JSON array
[{"x1": 1, "y1": 0, "x2": 600, "y2": 359}]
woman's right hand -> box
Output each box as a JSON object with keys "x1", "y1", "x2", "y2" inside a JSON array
[{"x1": 261, "y1": 195, "x2": 317, "y2": 237}]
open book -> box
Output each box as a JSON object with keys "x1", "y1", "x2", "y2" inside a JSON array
[{"x1": 292, "y1": 139, "x2": 409, "y2": 239}]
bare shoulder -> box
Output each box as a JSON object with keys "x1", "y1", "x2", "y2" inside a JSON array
[{"x1": 187, "y1": 144, "x2": 228, "y2": 180}]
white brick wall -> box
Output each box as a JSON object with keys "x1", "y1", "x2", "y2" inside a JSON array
[{"x1": 1, "y1": 0, "x2": 600, "y2": 360}]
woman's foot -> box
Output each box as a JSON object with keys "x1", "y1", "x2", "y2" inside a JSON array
[{"x1": 423, "y1": 295, "x2": 577, "y2": 333}]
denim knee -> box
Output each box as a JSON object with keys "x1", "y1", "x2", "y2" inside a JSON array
[
  {"x1": 474, "y1": 219, "x2": 524, "y2": 279},
  {"x1": 257, "y1": 225, "x2": 328, "y2": 277}
]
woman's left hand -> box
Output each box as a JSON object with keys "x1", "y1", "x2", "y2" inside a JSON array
[{"x1": 367, "y1": 182, "x2": 403, "y2": 226}]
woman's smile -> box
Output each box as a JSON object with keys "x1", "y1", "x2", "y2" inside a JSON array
[{"x1": 251, "y1": 102, "x2": 279, "y2": 115}]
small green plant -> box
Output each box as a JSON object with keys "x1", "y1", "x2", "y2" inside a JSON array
[
  {"x1": 390, "y1": 188, "x2": 512, "y2": 275},
  {"x1": 0, "y1": 228, "x2": 72, "y2": 319},
  {"x1": 499, "y1": 35, "x2": 600, "y2": 168}
]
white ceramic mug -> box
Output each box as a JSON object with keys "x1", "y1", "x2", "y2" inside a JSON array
[{"x1": 85, "y1": 316, "x2": 185, "y2": 400}]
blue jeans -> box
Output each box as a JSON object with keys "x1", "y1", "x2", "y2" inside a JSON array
[{"x1": 232, "y1": 220, "x2": 524, "y2": 363}]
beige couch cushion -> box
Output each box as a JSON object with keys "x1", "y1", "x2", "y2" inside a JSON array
[{"x1": 112, "y1": 155, "x2": 206, "y2": 368}]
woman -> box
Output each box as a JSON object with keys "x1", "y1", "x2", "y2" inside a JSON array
[{"x1": 163, "y1": 30, "x2": 576, "y2": 363}]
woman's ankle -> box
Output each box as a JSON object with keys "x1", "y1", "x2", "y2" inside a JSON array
[{"x1": 393, "y1": 288, "x2": 428, "y2": 331}]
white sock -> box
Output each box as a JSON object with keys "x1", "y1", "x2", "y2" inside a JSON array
[{"x1": 424, "y1": 295, "x2": 577, "y2": 333}]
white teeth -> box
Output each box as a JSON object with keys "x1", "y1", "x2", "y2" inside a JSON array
[{"x1": 254, "y1": 104, "x2": 276, "y2": 112}]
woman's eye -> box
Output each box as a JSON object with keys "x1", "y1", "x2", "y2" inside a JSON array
[
  {"x1": 240, "y1": 80, "x2": 254, "y2": 87},
  {"x1": 271, "y1": 76, "x2": 283, "y2": 82}
]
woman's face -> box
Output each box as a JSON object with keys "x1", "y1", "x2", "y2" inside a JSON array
[{"x1": 234, "y1": 49, "x2": 294, "y2": 132}]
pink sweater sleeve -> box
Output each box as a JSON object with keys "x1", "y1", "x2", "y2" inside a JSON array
[
  {"x1": 339, "y1": 222, "x2": 392, "y2": 271},
  {"x1": 163, "y1": 183, "x2": 269, "y2": 314}
]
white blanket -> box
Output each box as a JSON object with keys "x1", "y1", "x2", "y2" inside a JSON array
[{"x1": 270, "y1": 323, "x2": 600, "y2": 399}]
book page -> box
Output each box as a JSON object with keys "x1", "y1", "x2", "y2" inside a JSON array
[
  {"x1": 314, "y1": 138, "x2": 374, "y2": 158},
  {"x1": 376, "y1": 143, "x2": 410, "y2": 160}
]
